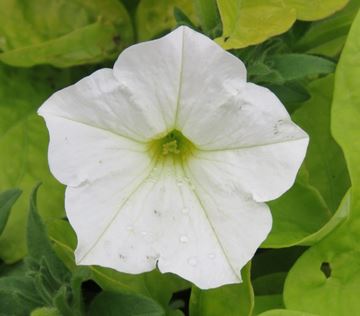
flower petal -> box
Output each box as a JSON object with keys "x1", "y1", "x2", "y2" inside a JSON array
[
  {"x1": 69, "y1": 157, "x2": 270, "y2": 289},
  {"x1": 180, "y1": 81, "x2": 308, "y2": 151},
  {"x1": 179, "y1": 81, "x2": 308, "y2": 202},
  {"x1": 39, "y1": 116, "x2": 151, "y2": 186},
  {"x1": 114, "y1": 26, "x2": 247, "y2": 133},
  {"x1": 38, "y1": 68, "x2": 166, "y2": 142},
  {"x1": 191, "y1": 135, "x2": 308, "y2": 202}
]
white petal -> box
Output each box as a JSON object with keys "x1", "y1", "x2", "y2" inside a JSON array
[
  {"x1": 173, "y1": 27, "x2": 247, "y2": 131},
  {"x1": 41, "y1": 116, "x2": 151, "y2": 186},
  {"x1": 192, "y1": 136, "x2": 308, "y2": 202},
  {"x1": 38, "y1": 68, "x2": 165, "y2": 142},
  {"x1": 181, "y1": 81, "x2": 308, "y2": 150},
  {"x1": 114, "y1": 26, "x2": 246, "y2": 133},
  {"x1": 70, "y1": 157, "x2": 270, "y2": 289}
]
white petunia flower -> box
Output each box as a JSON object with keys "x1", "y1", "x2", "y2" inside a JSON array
[{"x1": 38, "y1": 26, "x2": 308, "y2": 289}]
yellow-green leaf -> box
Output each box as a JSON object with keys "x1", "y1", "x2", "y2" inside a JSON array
[
  {"x1": 136, "y1": 0, "x2": 197, "y2": 41},
  {"x1": 216, "y1": 0, "x2": 348, "y2": 49},
  {"x1": 0, "y1": 0, "x2": 133, "y2": 67}
]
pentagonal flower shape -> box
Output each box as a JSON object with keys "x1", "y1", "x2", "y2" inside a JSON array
[{"x1": 38, "y1": 26, "x2": 308, "y2": 289}]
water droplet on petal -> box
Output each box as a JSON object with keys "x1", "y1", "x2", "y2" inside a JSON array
[
  {"x1": 182, "y1": 208, "x2": 189, "y2": 214},
  {"x1": 126, "y1": 225, "x2": 134, "y2": 232},
  {"x1": 208, "y1": 253, "x2": 216, "y2": 259},
  {"x1": 179, "y1": 235, "x2": 189, "y2": 243},
  {"x1": 188, "y1": 257, "x2": 197, "y2": 266}
]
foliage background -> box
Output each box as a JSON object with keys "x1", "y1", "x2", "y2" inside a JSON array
[{"x1": 0, "y1": 0, "x2": 359, "y2": 315}]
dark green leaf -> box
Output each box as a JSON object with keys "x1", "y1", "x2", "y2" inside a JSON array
[
  {"x1": 0, "y1": 276, "x2": 43, "y2": 315},
  {"x1": 27, "y1": 185, "x2": 69, "y2": 283},
  {"x1": 88, "y1": 291, "x2": 165, "y2": 316},
  {"x1": 266, "y1": 82, "x2": 310, "y2": 111},
  {"x1": 194, "y1": 0, "x2": 221, "y2": 37},
  {"x1": 0, "y1": 188, "x2": 21, "y2": 235},
  {"x1": 266, "y1": 54, "x2": 336, "y2": 81}
]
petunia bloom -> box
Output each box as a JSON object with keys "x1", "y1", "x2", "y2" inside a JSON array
[{"x1": 38, "y1": 26, "x2": 308, "y2": 289}]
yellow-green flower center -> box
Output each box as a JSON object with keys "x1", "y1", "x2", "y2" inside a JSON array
[{"x1": 149, "y1": 130, "x2": 195, "y2": 160}]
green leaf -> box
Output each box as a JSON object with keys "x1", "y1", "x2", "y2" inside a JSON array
[
  {"x1": 263, "y1": 75, "x2": 352, "y2": 248},
  {"x1": 253, "y1": 272, "x2": 287, "y2": 296},
  {"x1": 265, "y1": 54, "x2": 336, "y2": 81},
  {"x1": 283, "y1": 12, "x2": 360, "y2": 314},
  {"x1": 253, "y1": 296, "x2": 284, "y2": 315},
  {"x1": 263, "y1": 175, "x2": 332, "y2": 248},
  {"x1": 257, "y1": 310, "x2": 318, "y2": 316},
  {"x1": 174, "y1": 7, "x2": 197, "y2": 29},
  {"x1": 295, "y1": 0, "x2": 360, "y2": 57},
  {"x1": 331, "y1": 12, "x2": 360, "y2": 203},
  {"x1": 27, "y1": 185, "x2": 69, "y2": 285},
  {"x1": 0, "y1": 276, "x2": 42, "y2": 315},
  {"x1": 48, "y1": 219, "x2": 189, "y2": 309},
  {"x1": 88, "y1": 291, "x2": 165, "y2": 316},
  {"x1": 31, "y1": 307, "x2": 61, "y2": 316},
  {"x1": 0, "y1": 189, "x2": 21, "y2": 235},
  {"x1": 0, "y1": 64, "x2": 87, "y2": 263},
  {"x1": 189, "y1": 263, "x2": 254, "y2": 316},
  {"x1": 0, "y1": 0, "x2": 133, "y2": 67},
  {"x1": 194, "y1": 0, "x2": 221, "y2": 36},
  {"x1": 292, "y1": 76, "x2": 350, "y2": 212},
  {"x1": 251, "y1": 249, "x2": 303, "y2": 315},
  {"x1": 265, "y1": 83, "x2": 311, "y2": 111},
  {"x1": 215, "y1": 0, "x2": 348, "y2": 49},
  {"x1": 136, "y1": 0, "x2": 197, "y2": 41}
]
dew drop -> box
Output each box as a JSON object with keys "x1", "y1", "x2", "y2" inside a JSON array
[
  {"x1": 181, "y1": 208, "x2": 189, "y2": 214},
  {"x1": 179, "y1": 235, "x2": 189, "y2": 243},
  {"x1": 126, "y1": 225, "x2": 134, "y2": 232},
  {"x1": 208, "y1": 253, "x2": 216, "y2": 259},
  {"x1": 187, "y1": 257, "x2": 197, "y2": 266}
]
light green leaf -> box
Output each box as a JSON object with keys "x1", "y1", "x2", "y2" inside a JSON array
[
  {"x1": 88, "y1": 291, "x2": 165, "y2": 316},
  {"x1": 263, "y1": 175, "x2": 332, "y2": 248},
  {"x1": 0, "y1": 0, "x2": 133, "y2": 67},
  {"x1": 292, "y1": 76, "x2": 350, "y2": 212},
  {"x1": 136, "y1": 0, "x2": 197, "y2": 41},
  {"x1": 284, "y1": 11, "x2": 360, "y2": 315},
  {"x1": 0, "y1": 64, "x2": 82, "y2": 263},
  {"x1": 295, "y1": 0, "x2": 360, "y2": 57},
  {"x1": 0, "y1": 189, "x2": 21, "y2": 235},
  {"x1": 31, "y1": 307, "x2": 61, "y2": 316},
  {"x1": 189, "y1": 263, "x2": 254, "y2": 316},
  {"x1": 215, "y1": 0, "x2": 348, "y2": 49},
  {"x1": 257, "y1": 310, "x2": 318, "y2": 316},
  {"x1": 263, "y1": 75, "x2": 351, "y2": 248}
]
